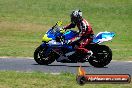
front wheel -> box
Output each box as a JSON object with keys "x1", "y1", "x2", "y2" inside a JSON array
[
  {"x1": 88, "y1": 45, "x2": 112, "y2": 67},
  {"x1": 34, "y1": 46, "x2": 55, "y2": 65}
]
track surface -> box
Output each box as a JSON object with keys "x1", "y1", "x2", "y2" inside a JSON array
[{"x1": 0, "y1": 58, "x2": 132, "y2": 75}]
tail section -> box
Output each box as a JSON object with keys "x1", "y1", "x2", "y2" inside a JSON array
[{"x1": 93, "y1": 31, "x2": 115, "y2": 44}]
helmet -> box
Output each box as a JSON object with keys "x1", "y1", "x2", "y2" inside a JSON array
[{"x1": 70, "y1": 10, "x2": 82, "y2": 23}]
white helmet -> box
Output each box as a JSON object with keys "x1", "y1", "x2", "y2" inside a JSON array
[{"x1": 70, "y1": 10, "x2": 82, "y2": 23}]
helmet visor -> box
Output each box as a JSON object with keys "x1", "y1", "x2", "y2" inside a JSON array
[{"x1": 71, "y1": 16, "x2": 78, "y2": 23}]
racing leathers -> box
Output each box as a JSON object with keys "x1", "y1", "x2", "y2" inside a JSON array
[{"x1": 63, "y1": 18, "x2": 94, "y2": 54}]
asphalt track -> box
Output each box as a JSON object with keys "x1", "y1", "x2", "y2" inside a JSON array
[{"x1": 0, "y1": 58, "x2": 132, "y2": 75}]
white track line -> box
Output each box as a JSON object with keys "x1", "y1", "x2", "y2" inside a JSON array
[
  {"x1": 112, "y1": 60, "x2": 132, "y2": 63},
  {"x1": 0, "y1": 56, "x2": 33, "y2": 59}
]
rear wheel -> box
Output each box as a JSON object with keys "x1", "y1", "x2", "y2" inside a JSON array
[
  {"x1": 34, "y1": 46, "x2": 55, "y2": 65},
  {"x1": 88, "y1": 45, "x2": 112, "y2": 67}
]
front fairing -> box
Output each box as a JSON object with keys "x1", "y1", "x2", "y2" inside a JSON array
[
  {"x1": 46, "y1": 28, "x2": 64, "y2": 39},
  {"x1": 41, "y1": 29, "x2": 77, "y2": 56},
  {"x1": 40, "y1": 42, "x2": 73, "y2": 55},
  {"x1": 42, "y1": 29, "x2": 54, "y2": 42},
  {"x1": 42, "y1": 28, "x2": 64, "y2": 42},
  {"x1": 46, "y1": 28, "x2": 56, "y2": 40}
]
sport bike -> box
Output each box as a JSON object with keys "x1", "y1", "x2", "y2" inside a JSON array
[{"x1": 34, "y1": 21, "x2": 115, "y2": 67}]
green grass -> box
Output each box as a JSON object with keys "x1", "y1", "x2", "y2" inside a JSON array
[
  {"x1": 0, "y1": 0, "x2": 132, "y2": 60},
  {"x1": 0, "y1": 71, "x2": 131, "y2": 88}
]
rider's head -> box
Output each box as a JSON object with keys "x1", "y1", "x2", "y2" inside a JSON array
[{"x1": 70, "y1": 10, "x2": 83, "y2": 24}]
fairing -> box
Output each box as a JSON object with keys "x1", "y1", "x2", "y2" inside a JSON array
[{"x1": 93, "y1": 31, "x2": 115, "y2": 44}]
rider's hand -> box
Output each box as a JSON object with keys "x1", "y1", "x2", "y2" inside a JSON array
[
  {"x1": 60, "y1": 28, "x2": 65, "y2": 34},
  {"x1": 62, "y1": 27, "x2": 67, "y2": 31}
]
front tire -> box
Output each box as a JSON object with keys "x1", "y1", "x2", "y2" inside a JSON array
[
  {"x1": 34, "y1": 46, "x2": 55, "y2": 65},
  {"x1": 88, "y1": 45, "x2": 112, "y2": 67}
]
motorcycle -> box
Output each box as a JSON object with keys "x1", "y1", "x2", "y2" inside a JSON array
[{"x1": 34, "y1": 21, "x2": 115, "y2": 67}]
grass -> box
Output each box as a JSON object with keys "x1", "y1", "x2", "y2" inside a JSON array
[
  {"x1": 0, "y1": 21, "x2": 45, "y2": 57},
  {"x1": 0, "y1": 0, "x2": 132, "y2": 60},
  {"x1": 0, "y1": 71, "x2": 131, "y2": 88}
]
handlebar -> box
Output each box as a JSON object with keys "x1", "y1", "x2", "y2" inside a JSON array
[{"x1": 52, "y1": 21, "x2": 63, "y2": 29}]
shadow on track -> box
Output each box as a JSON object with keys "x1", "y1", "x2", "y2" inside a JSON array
[{"x1": 33, "y1": 64, "x2": 90, "y2": 67}]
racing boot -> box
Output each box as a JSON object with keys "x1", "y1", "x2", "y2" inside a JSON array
[
  {"x1": 85, "y1": 50, "x2": 93, "y2": 61},
  {"x1": 87, "y1": 50, "x2": 93, "y2": 57}
]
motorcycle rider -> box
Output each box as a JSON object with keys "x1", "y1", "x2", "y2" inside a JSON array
[{"x1": 63, "y1": 10, "x2": 94, "y2": 56}]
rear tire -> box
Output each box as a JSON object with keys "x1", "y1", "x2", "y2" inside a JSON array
[
  {"x1": 88, "y1": 45, "x2": 112, "y2": 67},
  {"x1": 34, "y1": 46, "x2": 55, "y2": 65}
]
